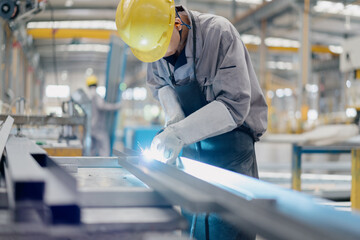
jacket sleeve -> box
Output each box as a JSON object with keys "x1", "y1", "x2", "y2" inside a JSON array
[
  {"x1": 94, "y1": 94, "x2": 122, "y2": 111},
  {"x1": 146, "y1": 62, "x2": 169, "y2": 100},
  {"x1": 211, "y1": 28, "x2": 253, "y2": 127}
]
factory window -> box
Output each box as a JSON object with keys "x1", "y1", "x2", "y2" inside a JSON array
[{"x1": 46, "y1": 85, "x2": 70, "y2": 98}]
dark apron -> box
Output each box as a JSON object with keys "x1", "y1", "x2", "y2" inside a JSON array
[
  {"x1": 169, "y1": 11, "x2": 258, "y2": 178},
  {"x1": 172, "y1": 10, "x2": 258, "y2": 240}
]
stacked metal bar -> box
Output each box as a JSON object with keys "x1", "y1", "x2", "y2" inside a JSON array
[{"x1": 3, "y1": 135, "x2": 81, "y2": 224}]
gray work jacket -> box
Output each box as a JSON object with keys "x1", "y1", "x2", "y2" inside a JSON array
[{"x1": 147, "y1": 6, "x2": 268, "y2": 139}]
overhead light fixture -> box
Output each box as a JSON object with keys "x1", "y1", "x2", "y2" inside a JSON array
[
  {"x1": 314, "y1": 1, "x2": 360, "y2": 17},
  {"x1": 27, "y1": 20, "x2": 117, "y2": 30},
  {"x1": 329, "y1": 45, "x2": 343, "y2": 54},
  {"x1": 65, "y1": 0, "x2": 74, "y2": 7},
  {"x1": 56, "y1": 44, "x2": 110, "y2": 53},
  {"x1": 267, "y1": 61, "x2": 294, "y2": 70},
  {"x1": 224, "y1": 0, "x2": 262, "y2": 4}
]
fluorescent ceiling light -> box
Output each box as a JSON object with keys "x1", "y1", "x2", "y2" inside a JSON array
[
  {"x1": 241, "y1": 34, "x2": 261, "y2": 45},
  {"x1": 265, "y1": 37, "x2": 300, "y2": 48},
  {"x1": 241, "y1": 34, "x2": 300, "y2": 48},
  {"x1": 224, "y1": 0, "x2": 262, "y2": 4},
  {"x1": 27, "y1": 20, "x2": 117, "y2": 30},
  {"x1": 56, "y1": 44, "x2": 110, "y2": 53},
  {"x1": 314, "y1": 1, "x2": 360, "y2": 17},
  {"x1": 65, "y1": 0, "x2": 74, "y2": 7},
  {"x1": 329, "y1": 45, "x2": 343, "y2": 54},
  {"x1": 267, "y1": 61, "x2": 294, "y2": 70}
]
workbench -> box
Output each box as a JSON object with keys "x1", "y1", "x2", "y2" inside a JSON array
[{"x1": 1, "y1": 116, "x2": 360, "y2": 240}]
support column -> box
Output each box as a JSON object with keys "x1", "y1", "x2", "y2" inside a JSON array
[
  {"x1": 0, "y1": 21, "x2": 4, "y2": 102},
  {"x1": 291, "y1": 144, "x2": 302, "y2": 191},
  {"x1": 297, "y1": 0, "x2": 311, "y2": 130},
  {"x1": 259, "y1": 19, "x2": 267, "y2": 88},
  {"x1": 232, "y1": 0, "x2": 237, "y2": 19},
  {"x1": 351, "y1": 149, "x2": 360, "y2": 210}
]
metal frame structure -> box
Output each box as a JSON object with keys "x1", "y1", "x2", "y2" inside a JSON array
[
  {"x1": 291, "y1": 143, "x2": 360, "y2": 210},
  {"x1": 0, "y1": 114, "x2": 89, "y2": 155}
]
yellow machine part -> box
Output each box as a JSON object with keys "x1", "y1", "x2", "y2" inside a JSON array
[{"x1": 43, "y1": 147, "x2": 83, "y2": 157}]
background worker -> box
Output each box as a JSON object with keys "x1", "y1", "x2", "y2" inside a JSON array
[
  {"x1": 86, "y1": 75, "x2": 122, "y2": 156},
  {"x1": 116, "y1": 1, "x2": 267, "y2": 239}
]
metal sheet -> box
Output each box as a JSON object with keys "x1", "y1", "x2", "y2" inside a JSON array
[
  {"x1": 0, "y1": 114, "x2": 85, "y2": 126},
  {"x1": 80, "y1": 188, "x2": 170, "y2": 208},
  {"x1": 53, "y1": 156, "x2": 121, "y2": 168},
  {"x1": 0, "y1": 116, "x2": 13, "y2": 158},
  {"x1": 180, "y1": 157, "x2": 360, "y2": 240},
  {"x1": 75, "y1": 168, "x2": 147, "y2": 189},
  {"x1": 82, "y1": 207, "x2": 186, "y2": 232},
  {"x1": 116, "y1": 153, "x2": 360, "y2": 240},
  {"x1": 117, "y1": 156, "x2": 221, "y2": 213}
]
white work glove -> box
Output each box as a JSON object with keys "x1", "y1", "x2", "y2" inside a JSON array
[
  {"x1": 150, "y1": 101, "x2": 237, "y2": 165},
  {"x1": 150, "y1": 127, "x2": 184, "y2": 165},
  {"x1": 158, "y1": 86, "x2": 185, "y2": 127},
  {"x1": 169, "y1": 101, "x2": 237, "y2": 145}
]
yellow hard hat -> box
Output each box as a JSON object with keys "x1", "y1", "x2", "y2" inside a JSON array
[
  {"x1": 86, "y1": 75, "x2": 98, "y2": 86},
  {"x1": 115, "y1": 0, "x2": 175, "y2": 63}
]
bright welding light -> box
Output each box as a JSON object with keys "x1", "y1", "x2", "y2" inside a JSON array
[{"x1": 142, "y1": 148, "x2": 166, "y2": 163}]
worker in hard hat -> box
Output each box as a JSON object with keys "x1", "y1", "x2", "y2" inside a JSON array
[
  {"x1": 87, "y1": 75, "x2": 122, "y2": 156},
  {"x1": 116, "y1": 1, "x2": 267, "y2": 239}
]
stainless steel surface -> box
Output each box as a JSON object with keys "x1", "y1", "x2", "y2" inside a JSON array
[
  {"x1": 116, "y1": 153, "x2": 360, "y2": 240},
  {"x1": 75, "y1": 168, "x2": 147, "y2": 189},
  {"x1": 117, "y1": 155, "x2": 220, "y2": 213},
  {"x1": 53, "y1": 156, "x2": 121, "y2": 168},
  {"x1": 5, "y1": 136, "x2": 45, "y2": 201},
  {"x1": 0, "y1": 116, "x2": 13, "y2": 157},
  {"x1": 80, "y1": 188, "x2": 170, "y2": 208},
  {"x1": 0, "y1": 137, "x2": 186, "y2": 238},
  {"x1": 0, "y1": 114, "x2": 86, "y2": 126}
]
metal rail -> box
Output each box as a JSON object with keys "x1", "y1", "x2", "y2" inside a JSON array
[
  {"x1": 5, "y1": 136, "x2": 45, "y2": 202},
  {"x1": 115, "y1": 151, "x2": 360, "y2": 240},
  {"x1": 0, "y1": 114, "x2": 86, "y2": 126},
  {"x1": 0, "y1": 116, "x2": 13, "y2": 157}
]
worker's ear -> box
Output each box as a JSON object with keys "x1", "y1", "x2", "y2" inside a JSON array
[{"x1": 175, "y1": 18, "x2": 182, "y2": 31}]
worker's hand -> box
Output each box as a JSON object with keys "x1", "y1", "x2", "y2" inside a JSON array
[{"x1": 150, "y1": 127, "x2": 184, "y2": 165}]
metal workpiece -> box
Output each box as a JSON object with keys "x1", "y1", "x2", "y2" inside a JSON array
[
  {"x1": 82, "y1": 207, "x2": 185, "y2": 230},
  {"x1": 80, "y1": 188, "x2": 170, "y2": 208},
  {"x1": 180, "y1": 157, "x2": 360, "y2": 240},
  {"x1": 0, "y1": 114, "x2": 86, "y2": 126},
  {"x1": 0, "y1": 137, "x2": 186, "y2": 239},
  {"x1": 53, "y1": 156, "x2": 121, "y2": 168},
  {"x1": 4, "y1": 136, "x2": 81, "y2": 224},
  {"x1": 4, "y1": 136, "x2": 46, "y2": 202},
  {"x1": 118, "y1": 156, "x2": 222, "y2": 213},
  {"x1": 116, "y1": 154, "x2": 360, "y2": 240},
  {"x1": 0, "y1": 116, "x2": 13, "y2": 157}
]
